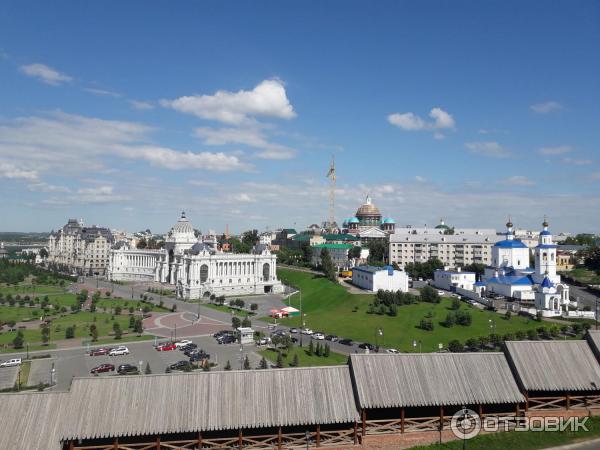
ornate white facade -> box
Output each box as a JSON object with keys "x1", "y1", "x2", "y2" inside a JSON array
[
  {"x1": 107, "y1": 213, "x2": 283, "y2": 300},
  {"x1": 48, "y1": 219, "x2": 114, "y2": 275}
]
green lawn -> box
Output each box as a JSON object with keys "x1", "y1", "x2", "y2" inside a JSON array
[
  {"x1": 95, "y1": 298, "x2": 170, "y2": 313},
  {"x1": 0, "y1": 311, "x2": 149, "y2": 345},
  {"x1": 0, "y1": 282, "x2": 66, "y2": 296},
  {"x1": 277, "y1": 268, "x2": 543, "y2": 352},
  {"x1": 259, "y1": 346, "x2": 348, "y2": 367},
  {"x1": 564, "y1": 267, "x2": 600, "y2": 285},
  {"x1": 0, "y1": 305, "x2": 45, "y2": 323},
  {"x1": 415, "y1": 417, "x2": 600, "y2": 450},
  {"x1": 0, "y1": 343, "x2": 57, "y2": 354}
]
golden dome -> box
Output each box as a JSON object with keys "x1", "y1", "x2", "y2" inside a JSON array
[{"x1": 356, "y1": 195, "x2": 381, "y2": 217}]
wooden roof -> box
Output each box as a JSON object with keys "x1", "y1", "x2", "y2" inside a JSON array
[
  {"x1": 505, "y1": 340, "x2": 600, "y2": 392},
  {"x1": 61, "y1": 366, "x2": 358, "y2": 440},
  {"x1": 350, "y1": 353, "x2": 524, "y2": 408}
]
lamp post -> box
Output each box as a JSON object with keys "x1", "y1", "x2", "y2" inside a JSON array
[
  {"x1": 595, "y1": 299, "x2": 598, "y2": 331},
  {"x1": 461, "y1": 405, "x2": 467, "y2": 450},
  {"x1": 488, "y1": 318, "x2": 496, "y2": 334}
]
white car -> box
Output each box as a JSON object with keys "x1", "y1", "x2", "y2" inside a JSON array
[
  {"x1": 174, "y1": 340, "x2": 192, "y2": 348},
  {"x1": 437, "y1": 291, "x2": 445, "y2": 296},
  {"x1": 0, "y1": 358, "x2": 21, "y2": 368},
  {"x1": 312, "y1": 333, "x2": 325, "y2": 340},
  {"x1": 109, "y1": 346, "x2": 129, "y2": 356},
  {"x1": 386, "y1": 348, "x2": 400, "y2": 354},
  {"x1": 301, "y1": 328, "x2": 313, "y2": 335}
]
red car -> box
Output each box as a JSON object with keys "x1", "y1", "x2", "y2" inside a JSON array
[
  {"x1": 88, "y1": 348, "x2": 109, "y2": 356},
  {"x1": 156, "y1": 343, "x2": 176, "y2": 352},
  {"x1": 91, "y1": 363, "x2": 115, "y2": 374}
]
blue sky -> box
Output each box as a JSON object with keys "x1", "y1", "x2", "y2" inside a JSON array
[{"x1": 0, "y1": 1, "x2": 598, "y2": 234}]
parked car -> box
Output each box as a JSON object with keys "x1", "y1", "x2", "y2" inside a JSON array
[
  {"x1": 213, "y1": 330, "x2": 234, "y2": 338},
  {"x1": 312, "y1": 333, "x2": 325, "y2": 340},
  {"x1": 88, "y1": 348, "x2": 109, "y2": 356},
  {"x1": 174, "y1": 339, "x2": 193, "y2": 348},
  {"x1": 185, "y1": 348, "x2": 207, "y2": 358},
  {"x1": 117, "y1": 364, "x2": 139, "y2": 375},
  {"x1": 156, "y1": 343, "x2": 177, "y2": 351},
  {"x1": 0, "y1": 358, "x2": 22, "y2": 368},
  {"x1": 170, "y1": 360, "x2": 193, "y2": 371},
  {"x1": 109, "y1": 346, "x2": 129, "y2": 356},
  {"x1": 325, "y1": 335, "x2": 338, "y2": 342},
  {"x1": 91, "y1": 363, "x2": 115, "y2": 374},
  {"x1": 256, "y1": 337, "x2": 271, "y2": 345},
  {"x1": 289, "y1": 328, "x2": 298, "y2": 334},
  {"x1": 386, "y1": 348, "x2": 400, "y2": 354},
  {"x1": 338, "y1": 339, "x2": 353, "y2": 346},
  {"x1": 437, "y1": 291, "x2": 445, "y2": 296},
  {"x1": 358, "y1": 343, "x2": 375, "y2": 351},
  {"x1": 180, "y1": 343, "x2": 198, "y2": 352},
  {"x1": 218, "y1": 335, "x2": 237, "y2": 344},
  {"x1": 300, "y1": 328, "x2": 313, "y2": 335}
]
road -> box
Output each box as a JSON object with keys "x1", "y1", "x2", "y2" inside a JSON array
[{"x1": 569, "y1": 284, "x2": 600, "y2": 311}]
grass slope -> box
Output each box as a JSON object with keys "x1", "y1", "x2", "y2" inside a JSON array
[
  {"x1": 259, "y1": 346, "x2": 348, "y2": 367},
  {"x1": 277, "y1": 268, "x2": 542, "y2": 352}
]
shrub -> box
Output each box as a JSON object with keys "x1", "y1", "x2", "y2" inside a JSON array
[{"x1": 448, "y1": 340, "x2": 463, "y2": 352}]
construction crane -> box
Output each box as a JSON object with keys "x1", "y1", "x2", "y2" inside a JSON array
[{"x1": 326, "y1": 155, "x2": 336, "y2": 232}]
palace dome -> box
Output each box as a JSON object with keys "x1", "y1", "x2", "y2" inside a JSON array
[{"x1": 167, "y1": 212, "x2": 196, "y2": 242}]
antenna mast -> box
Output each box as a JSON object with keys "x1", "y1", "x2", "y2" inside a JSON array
[{"x1": 326, "y1": 155, "x2": 336, "y2": 232}]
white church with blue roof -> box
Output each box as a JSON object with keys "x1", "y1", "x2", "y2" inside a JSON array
[{"x1": 477, "y1": 219, "x2": 570, "y2": 316}]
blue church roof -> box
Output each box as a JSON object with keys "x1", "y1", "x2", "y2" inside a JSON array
[
  {"x1": 494, "y1": 239, "x2": 528, "y2": 249},
  {"x1": 536, "y1": 244, "x2": 557, "y2": 249},
  {"x1": 541, "y1": 277, "x2": 554, "y2": 289},
  {"x1": 540, "y1": 230, "x2": 552, "y2": 236},
  {"x1": 487, "y1": 275, "x2": 534, "y2": 286},
  {"x1": 474, "y1": 281, "x2": 487, "y2": 287}
]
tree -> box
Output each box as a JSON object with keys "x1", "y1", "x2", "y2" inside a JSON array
[
  {"x1": 443, "y1": 312, "x2": 456, "y2": 327},
  {"x1": 291, "y1": 353, "x2": 300, "y2": 367},
  {"x1": 90, "y1": 324, "x2": 98, "y2": 342},
  {"x1": 145, "y1": 362, "x2": 152, "y2": 374},
  {"x1": 224, "y1": 360, "x2": 232, "y2": 371},
  {"x1": 276, "y1": 351, "x2": 284, "y2": 368},
  {"x1": 323, "y1": 344, "x2": 330, "y2": 357},
  {"x1": 348, "y1": 245, "x2": 362, "y2": 260},
  {"x1": 319, "y1": 248, "x2": 337, "y2": 282},
  {"x1": 448, "y1": 340, "x2": 463, "y2": 352},
  {"x1": 367, "y1": 240, "x2": 387, "y2": 264},
  {"x1": 462, "y1": 263, "x2": 486, "y2": 278},
  {"x1": 65, "y1": 326, "x2": 75, "y2": 339},
  {"x1": 504, "y1": 310, "x2": 512, "y2": 320},
  {"x1": 419, "y1": 286, "x2": 440, "y2": 303},
  {"x1": 113, "y1": 322, "x2": 122, "y2": 340},
  {"x1": 258, "y1": 357, "x2": 268, "y2": 370},
  {"x1": 241, "y1": 229, "x2": 259, "y2": 247},
  {"x1": 232, "y1": 317, "x2": 241, "y2": 329},
  {"x1": 128, "y1": 315, "x2": 135, "y2": 329},
  {"x1": 41, "y1": 324, "x2": 50, "y2": 345},
  {"x1": 250, "y1": 303, "x2": 258, "y2": 312},
  {"x1": 241, "y1": 317, "x2": 252, "y2": 328},
  {"x1": 451, "y1": 298, "x2": 461, "y2": 310},
  {"x1": 136, "y1": 238, "x2": 147, "y2": 249},
  {"x1": 527, "y1": 329, "x2": 538, "y2": 340},
  {"x1": 308, "y1": 340, "x2": 314, "y2": 356},
  {"x1": 134, "y1": 319, "x2": 143, "y2": 335},
  {"x1": 13, "y1": 330, "x2": 24, "y2": 349},
  {"x1": 243, "y1": 356, "x2": 251, "y2": 370}
]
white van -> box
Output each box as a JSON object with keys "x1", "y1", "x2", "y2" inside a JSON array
[
  {"x1": 109, "y1": 346, "x2": 129, "y2": 356},
  {"x1": 0, "y1": 358, "x2": 22, "y2": 368}
]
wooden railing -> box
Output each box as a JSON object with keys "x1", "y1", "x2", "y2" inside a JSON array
[{"x1": 527, "y1": 396, "x2": 566, "y2": 411}]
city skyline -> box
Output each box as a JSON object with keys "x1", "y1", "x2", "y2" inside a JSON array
[{"x1": 1, "y1": 1, "x2": 599, "y2": 233}]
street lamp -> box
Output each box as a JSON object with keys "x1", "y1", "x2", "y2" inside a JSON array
[{"x1": 461, "y1": 405, "x2": 467, "y2": 450}]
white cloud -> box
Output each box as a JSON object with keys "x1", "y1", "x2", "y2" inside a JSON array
[
  {"x1": 538, "y1": 145, "x2": 573, "y2": 155},
  {"x1": 28, "y1": 182, "x2": 70, "y2": 193},
  {"x1": 83, "y1": 87, "x2": 121, "y2": 98},
  {"x1": 0, "y1": 112, "x2": 250, "y2": 174},
  {"x1": 161, "y1": 79, "x2": 296, "y2": 125},
  {"x1": 530, "y1": 101, "x2": 563, "y2": 114},
  {"x1": 129, "y1": 100, "x2": 154, "y2": 110},
  {"x1": 0, "y1": 161, "x2": 38, "y2": 180},
  {"x1": 415, "y1": 176, "x2": 426, "y2": 182},
  {"x1": 465, "y1": 141, "x2": 512, "y2": 158},
  {"x1": 227, "y1": 193, "x2": 255, "y2": 203},
  {"x1": 387, "y1": 112, "x2": 427, "y2": 130},
  {"x1": 387, "y1": 107, "x2": 455, "y2": 137},
  {"x1": 499, "y1": 176, "x2": 535, "y2": 186},
  {"x1": 563, "y1": 157, "x2": 592, "y2": 166},
  {"x1": 195, "y1": 126, "x2": 296, "y2": 160},
  {"x1": 19, "y1": 63, "x2": 72, "y2": 86}
]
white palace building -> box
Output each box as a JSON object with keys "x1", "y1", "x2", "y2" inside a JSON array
[{"x1": 107, "y1": 212, "x2": 283, "y2": 300}]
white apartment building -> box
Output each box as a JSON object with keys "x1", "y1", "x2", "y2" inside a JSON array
[
  {"x1": 352, "y1": 265, "x2": 409, "y2": 292},
  {"x1": 389, "y1": 227, "x2": 501, "y2": 269},
  {"x1": 48, "y1": 219, "x2": 114, "y2": 275},
  {"x1": 311, "y1": 243, "x2": 353, "y2": 269}
]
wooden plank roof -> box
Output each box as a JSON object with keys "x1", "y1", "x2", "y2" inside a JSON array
[
  {"x1": 586, "y1": 331, "x2": 600, "y2": 361},
  {"x1": 61, "y1": 366, "x2": 359, "y2": 440},
  {"x1": 350, "y1": 353, "x2": 524, "y2": 408},
  {"x1": 505, "y1": 340, "x2": 600, "y2": 392},
  {"x1": 0, "y1": 392, "x2": 67, "y2": 450}
]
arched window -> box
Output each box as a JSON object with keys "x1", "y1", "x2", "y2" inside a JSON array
[
  {"x1": 200, "y1": 264, "x2": 209, "y2": 283},
  {"x1": 263, "y1": 263, "x2": 270, "y2": 281}
]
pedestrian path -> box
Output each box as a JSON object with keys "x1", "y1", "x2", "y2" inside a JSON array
[
  {"x1": 0, "y1": 366, "x2": 18, "y2": 390},
  {"x1": 27, "y1": 358, "x2": 55, "y2": 386}
]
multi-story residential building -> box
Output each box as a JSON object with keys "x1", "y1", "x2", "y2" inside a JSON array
[
  {"x1": 48, "y1": 219, "x2": 114, "y2": 275},
  {"x1": 311, "y1": 243, "x2": 354, "y2": 269},
  {"x1": 389, "y1": 226, "x2": 500, "y2": 269}
]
